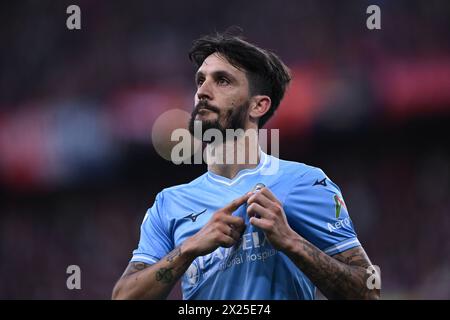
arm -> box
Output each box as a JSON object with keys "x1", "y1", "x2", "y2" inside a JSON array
[
  {"x1": 112, "y1": 193, "x2": 250, "y2": 300},
  {"x1": 247, "y1": 187, "x2": 381, "y2": 300},
  {"x1": 112, "y1": 244, "x2": 195, "y2": 300},
  {"x1": 284, "y1": 237, "x2": 380, "y2": 299}
]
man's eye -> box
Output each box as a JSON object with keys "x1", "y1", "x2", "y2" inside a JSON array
[
  {"x1": 217, "y1": 78, "x2": 230, "y2": 86},
  {"x1": 196, "y1": 79, "x2": 204, "y2": 86}
]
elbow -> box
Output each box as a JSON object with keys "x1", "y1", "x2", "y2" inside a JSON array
[
  {"x1": 365, "y1": 272, "x2": 382, "y2": 300},
  {"x1": 365, "y1": 289, "x2": 381, "y2": 300},
  {"x1": 111, "y1": 281, "x2": 125, "y2": 300}
]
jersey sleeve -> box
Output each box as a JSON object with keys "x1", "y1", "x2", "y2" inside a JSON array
[
  {"x1": 130, "y1": 191, "x2": 174, "y2": 264},
  {"x1": 284, "y1": 167, "x2": 361, "y2": 256}
]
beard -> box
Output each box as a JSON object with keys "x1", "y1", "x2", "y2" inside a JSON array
[{"x1": 188, "y1": 99, "x2": 249, "y2": 141}]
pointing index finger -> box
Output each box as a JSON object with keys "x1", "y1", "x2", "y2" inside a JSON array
[{"x1": 222, "y1": 193, "x2": 252, "y2": 215}]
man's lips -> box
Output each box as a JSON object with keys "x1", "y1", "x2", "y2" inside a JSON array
[{"x1": 197, "y1": 108, "x2": 216, "y2": 115}]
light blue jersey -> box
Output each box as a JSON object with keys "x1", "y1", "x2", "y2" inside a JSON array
[{"x1": 130, "y1": 151, "x2": 361, "y2": 299}]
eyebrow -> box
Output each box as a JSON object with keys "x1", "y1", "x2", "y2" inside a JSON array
[{"x1": 195, "y1": 70, "x2": 237, "y2": 83}]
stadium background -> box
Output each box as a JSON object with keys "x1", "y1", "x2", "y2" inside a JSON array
[{"x1": 0, "y1": 0, "x2": 449, "y2": 299}]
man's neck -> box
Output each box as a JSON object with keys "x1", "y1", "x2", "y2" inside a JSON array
[{"x1": 206, "y1": 130, "x2": 261, "y2": 180}]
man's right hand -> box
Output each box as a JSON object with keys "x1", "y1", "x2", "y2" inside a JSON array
[
  {"x1": 112, "y1": 192, "x2": 251, "y2": 300},
  {"x1": 184, "y1": 193, "x2": 251, "y2": 257}
]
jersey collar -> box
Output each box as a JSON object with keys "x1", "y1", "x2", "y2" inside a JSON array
[{"x1": 206, "y1": 149, "x2": 269, "y2": 186}]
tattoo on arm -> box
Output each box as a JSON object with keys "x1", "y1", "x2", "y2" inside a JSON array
[
  {"x1": 114, "y1": 245, "x2": 195, "y2": 299},
  {"x1": 134, "y1": 262, "x2": 149, "y2": 271},
  {"x1": 333, "y1": 249, "x2": 371, "y2": 268},
  {"x1": 290, "y1": 239, "x2": 380, "y2": 299},
  {"x1": 121, "y1": 261, "x2": 150, "y2": 278},
  {"x1": 151, "y1": 246, "x2": 183, "y2": 284},
  {"x1": 121, "y1": 245, "x2": 182, "y2": 278},
  {"x1": 155, "y1": 267, "x2": 174, "y2": 283},
  {"x1": 166, "y1": 246, "x2": 182, "y2": 262}
]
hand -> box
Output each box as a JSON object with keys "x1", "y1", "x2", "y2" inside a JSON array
[
  {"x1": 247, "y1": 187, "x2": 296, "y2": 252},
  {"x1": 184, "y1": 193, "x2": 250, "y2": 257}
]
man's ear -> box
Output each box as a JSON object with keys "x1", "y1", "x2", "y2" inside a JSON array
[{"x1": 249, "y1": 95, "x2": 271, "y2": 124}]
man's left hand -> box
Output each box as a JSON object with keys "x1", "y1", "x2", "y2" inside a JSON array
[{"x1": 246, "y1": 187, "x2": 297, "y2": 252}]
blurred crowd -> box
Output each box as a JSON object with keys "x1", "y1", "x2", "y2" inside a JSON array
[
  {"x1": 0, "y1": 0, "x2": 449, "y2": 299},
  {"x1": 1, "y1": 125, "x2": 448, "y2": 299}
]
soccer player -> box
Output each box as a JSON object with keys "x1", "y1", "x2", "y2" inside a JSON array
[{"x1": 112, "y1": 33, "x2": 381, "y2": 300}]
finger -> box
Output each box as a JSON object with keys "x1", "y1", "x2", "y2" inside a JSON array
[
  {"x1": 249, "y1": 216, "x2": 273, "y2": 232},
  {"x1": 247, "y1": 202, "x2": 272, "y2": 219},
  {"x1": 259, "y1": 187, "x2": 282, "y2": 205},
  {"x1": 230, "y1": 221, "x2": 246, "y2": 235},
  {"x1": 218, "y1": 223, "x2": 242, "y2": 242},
  {"x1": 229, "y1": 227, "x2": 242, "y2": 242},
  {"x1": 222, "y1": 193, "x2": 252, "y2": 215},
  {"x1": 221, "y1": 215, "x2": 246, "y2": 228},
  {"x1": 247, "y1": 191, "x2": 274, "y2": 210},
  {"x1": 218, "y1": 234, "x2": 237, "y2": 248},
  {"x1": 235, "y1": 222, "x2": 246, "y2": 234}
]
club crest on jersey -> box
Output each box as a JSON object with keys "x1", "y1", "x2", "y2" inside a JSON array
[
  {"x1": 185, "y1": 260, "x2": 201, "y2": 285},
  {"x1": 334, "y1": 194, "x2": 347, "y2": 218}
]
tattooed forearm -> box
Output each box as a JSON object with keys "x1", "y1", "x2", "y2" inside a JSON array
[
  {"x1": 166, "y1": 246, "x2": 182, "y2": 262},
  {"x1": 120, "y1": 261, "x2": 150, "y2": 278},
  {"x1": 155, "y1": 267, "x2": 174, "y2": 283},
  {"x1": 112, "y1": 242, "x2": 196, "y2": 300},
  {"x1": 155, "y1": 247, "x2": 189, "y2": 284},
  {"x1": 286, "y1": 236, "x2": 380, "y2": 300},
  {"x1": 134, "y1": 262, "x2": 148, "y2": 271}
]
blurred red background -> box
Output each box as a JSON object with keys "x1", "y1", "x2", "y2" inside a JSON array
[{"x1": 0, "y1": 0, "x2": 449, "y2": 299}]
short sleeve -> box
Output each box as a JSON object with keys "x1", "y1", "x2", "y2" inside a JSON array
[
  {"x1": 284, "y1": 167, "x2": 361, "y2": 256},
  {"x1": 130, "y1": 192, "x2": 173, "y2": 264}
]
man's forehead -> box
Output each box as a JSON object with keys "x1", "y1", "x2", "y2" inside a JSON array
[{"x1": 197, "y1": 53, "x2": 244, "y2": 75}]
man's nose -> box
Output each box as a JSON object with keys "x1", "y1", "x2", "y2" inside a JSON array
[{"x1": 196, "y1": 80, "x2": 213, "y2": 101}]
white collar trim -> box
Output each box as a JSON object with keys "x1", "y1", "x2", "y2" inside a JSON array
[{"x1": 206, "y1": 150, "x2": 269, "y2": 186}]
